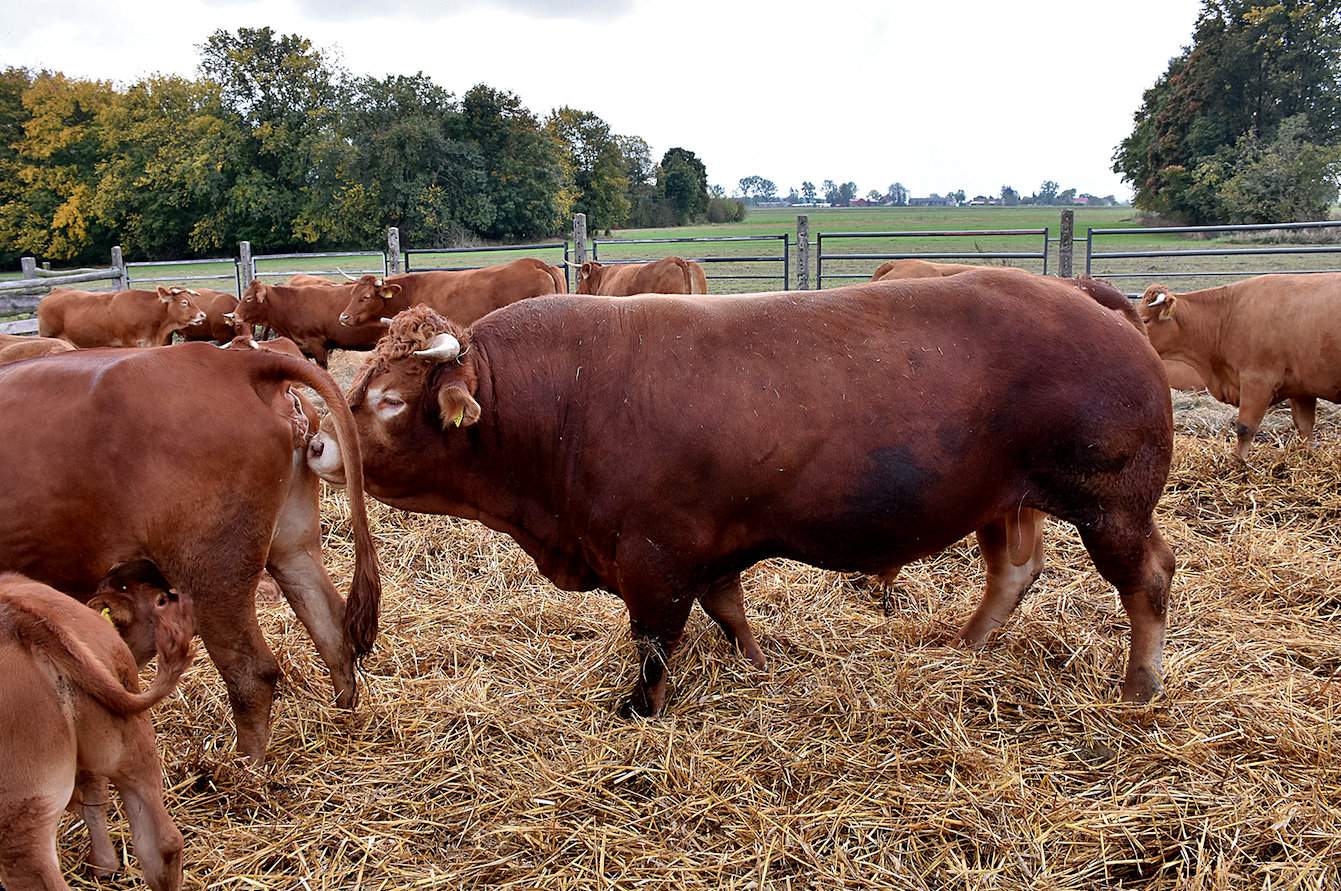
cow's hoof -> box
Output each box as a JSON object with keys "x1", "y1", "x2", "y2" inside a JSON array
[
  {"x1": 1120, "y1": 670, "x2": 1162, "y2": 704},
  {"x1": 618, "y1": 692, "x2": 657, "y2": 719}
]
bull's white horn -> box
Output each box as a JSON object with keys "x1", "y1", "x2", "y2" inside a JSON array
[
  {"x1": 375, "y1": 277, "x2": 384, "y2": 287},
  {"x1": 379, "y1": 317, "x2": 394, "y2": 326},
  {"x1": 1149, "y1": 292, "x2": 1168, "y2": 307},
  {"x1": 222, "y1": 311, "x2": 236, "y2": 320},
  {"x1": 336, "y1": 267, "x2": 358, "y2": 282},
  {"x1": 414, "y1": 332, "x2": 461, "y2": 362}
]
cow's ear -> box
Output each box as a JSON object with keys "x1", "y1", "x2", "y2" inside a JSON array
[
  {"x1": 580, "y1": 261, "x2": 595, "y2": 277},
  {"x1": 156, "y1": 286, "x2": 175, "y2": 303},
  {"x1": 380, "y1": 284, "x2": 402, "y2": 300},
  {"x1": 87, "y1": 592, "x2": 134, "y2": 632},
  {"x1": 437, "y1": 382, "x2": 481, "y2": 430}
]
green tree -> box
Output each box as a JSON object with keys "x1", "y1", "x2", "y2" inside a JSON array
[
  {"x1": 657, "y1": 147, "x2": 709, "y2": 225},
  {"x1": 460, "y1": 84, "x2": 569, "y2": 239},
  {"x1": 886, "y1": 182, "x2": 908, "y2": 205},
  {"x1": 1000, "y1": 185, "x2": 1020, "y2": 206},
  {"x1": 1114, "y1": 0, "x2": 1341, "y2": 222},
  {"x1": 801, "y1": 181, "x2": 816, "y2": 202},
  {"x1": 0, "y1": 67, "x2": 34, "y2": 264},
  {"x1": 1219, "y1": 114, "x2": 1341, "y2": 221},
  {"x1": 546, "y1": 106, "x2": 629, "y2": 232}
]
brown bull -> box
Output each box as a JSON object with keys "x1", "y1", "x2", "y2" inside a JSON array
[
  {"x1": 0, "y1": 333, "x2": 74, "y2": 365},
  {"x1": 177, "y1": 287, "x2": 244, "y2": 344},
  {"x1": 336, "y1": 259, "x2": 566, "y2": 329},
  {"x1": 0, "y1": 343, "x2": 382, "y2": 758},
  {"x1": 37, "y1": 286, "x2": 206, "y2": 347},
  {"x1": 1137, "y1": 274, "x2": 1341, "y2": 458},
  {"x1": 234, "y1": 279, "x2": 387, "y2": 367},
  {"x1": 0, "y1": 569, "x2": 193, "y2": 891},
  {"x1": 576, "y1": 257, "x2": 708, "y2": 295},
  {"x1": 870, "y1": 259, "x2": 988, "y2": 280},
  {"x1": 312, "y1": 271, "x2": 1175, "y2": 717}
]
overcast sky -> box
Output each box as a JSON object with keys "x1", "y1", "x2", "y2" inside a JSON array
[{"x1": 5, "y1": 0, "x2": 1202, "y2": 199}]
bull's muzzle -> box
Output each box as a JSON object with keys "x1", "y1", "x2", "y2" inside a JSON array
[
  {"x1": 306, "y1": 430, "x2": 347, "y2": 487},
  {"x1": 339, "y1": 313, "x2": 352, "y2": 327}
]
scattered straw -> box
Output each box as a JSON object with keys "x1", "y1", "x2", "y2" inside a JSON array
[{"x1": 59, "y1": 367, "x2": 1341, "y2": 890}]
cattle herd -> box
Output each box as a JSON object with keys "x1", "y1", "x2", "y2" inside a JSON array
[{"x1": 0, "y1": 253, "x2": 1337, "y2": 889}]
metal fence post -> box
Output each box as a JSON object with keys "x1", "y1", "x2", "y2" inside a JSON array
[
  {"x1": 110, "y1": 246, "x2": 129, "y2": 290},
  {"x1": 1059, "y1": 210, "x2": 1074, "y2": 278},
  {"x1": 239, "y1": 241, "x2": 254, "y2": 290},
  {"x1": 573, "y1": 214, "x2": 587, "y2": 269},
  {"x1": 796, "y1": 215, "x2": 809, "y2": 289},
  {"x1": 20, "y1": 257, "x2": 36, "y2": 280},
  {"x1": 387, "y1": 227, "x2": 402, "y2": 275}
]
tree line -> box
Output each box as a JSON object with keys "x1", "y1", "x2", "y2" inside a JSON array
[
  {"x1": 1114, "y1": 0, "x2": 1341, "y2": 224},
  {"x1": 735, "y1": 177, "x2": 1119, "y2": 207},
  {"x1": 0, "y1": 27, "x2": 733, "y2": 266}
]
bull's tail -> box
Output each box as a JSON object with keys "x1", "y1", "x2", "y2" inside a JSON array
[
  {"x1": 1073, "y1": 277, "x2": 1142, "y2": 330},
  {"x1": 870, "y1": 261, "x2": 899, "y2": 282},
  {"x1": 689, "y1": 262, "x2": 708, "y2": 294},
  {"x1": 0, "y1": 578, "x2": 195, "y2": 715},
  {"x1": 669, "y1": 256, "x2": 694, "y2": 294},
  {"x1": 256, "y1": 354, "x2": 383, "y2": 656}
]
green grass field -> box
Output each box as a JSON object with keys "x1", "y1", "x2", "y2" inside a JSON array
[{"x1": 6, "y1": 206, "x2": 1340, "y2": 314}]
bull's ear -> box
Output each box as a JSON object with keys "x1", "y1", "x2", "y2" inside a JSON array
[
  {"x1": 156, "y1": 286, "x2": 175, "y2": 303},
  {"x1": 380, "y1": 284, "x2": 402, "y2": 299},
  {"x1": 580, "y1": 261, "x2": 595, "y2": 277},
  {"x1": 1141, "y1": 286, "x2": 1176, "y2": 321},
  {"x1": 437, "y1": 382, "x2": 481, "y2": 430}
]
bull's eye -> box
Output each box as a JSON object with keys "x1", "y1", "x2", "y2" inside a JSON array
[
  {"x1": 181, "y1": 300, "x2": 188, "y2": 306},
  {"x1": 382, "y1": 395, "x2": 404, "y2": 408}
]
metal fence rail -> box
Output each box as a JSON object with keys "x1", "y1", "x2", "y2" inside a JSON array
[
  {"x1": 589, "y1": 234, "x2": 789, "y2": 291},
  {"x1": 127, "y1": 257, "x2": 242, "y2": 294},
  {"x1": 1086, "y1": 220, "x2": 1341, "y2": 289},
  {"x1": 815, "y1": 228, "x2": 1049, "y2": 288},
  {"x1": 249, "y1": 250, "x2": 387, "y2": 281},
  {"x1": 404, "y1": 241, "x2": 572, "y2": 290}
]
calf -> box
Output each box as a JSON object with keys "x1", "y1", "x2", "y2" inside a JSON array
[
  {"x1": 0, "y1": 333, "x2": 74, "y2": 365},
  {"x1": 0, "y1": 567, "x2": 193, "y2": 891},
  {"x1": 234, "y1": 279, "x2": 386, "y2": 367},
  {"x1": 575, "y1": 257, "x2": 707, "y2": 295},
  {"x1": 178, "y1": 288, "x2": 244, "y2": 344},
  {"x1": 870, "y1": 259, "x2": 988, "y2": 281},
  {"x1": 38, "y1": 286, "x2": 206, "y2": 347},
  {"x1": 336, "y1": 259, "x2": 566, "y2": 329},
  {"x1": 1137, "y1": 274, "x2": 1341, "y2": 457}
]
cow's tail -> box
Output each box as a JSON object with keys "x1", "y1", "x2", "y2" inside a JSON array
[
  {"x1": 545, "y1": 263, "x2": 567, "y2": 294},
  {"x1": 258, "y1": 354, "x2": 383, "y2": 656},
  {"x1": 870, "y1": 260, "x2": 899, "y2": 282},
  {"x1": 669, "y1": 256, "x2": 694, "y2": 294},
  {"x1": 1073, "y1": 276, "x2": 1142, "y2": 331},
  {"x1": 0, "y1": 580, "x2": 195, "y2": 716}
]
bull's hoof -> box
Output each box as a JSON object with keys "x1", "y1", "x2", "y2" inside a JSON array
[
  {"x1": 617, "y1": 691, "x2": 659, "y2": 719},
  {"x1": 1120, "y1": 670, "x2": 1162, "y2": 703},
  {"x1": 86, "y1": 857, "x2": 120, "y2": 878}
]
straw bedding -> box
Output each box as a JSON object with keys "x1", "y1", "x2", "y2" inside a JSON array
[{"x1": 57, "y1": 376, "x2": 1341, "y2": 890}]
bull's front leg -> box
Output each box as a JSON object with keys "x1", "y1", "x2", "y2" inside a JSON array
[{"x1": 619, "y1": 593, "x2": 695, "y2": 718}]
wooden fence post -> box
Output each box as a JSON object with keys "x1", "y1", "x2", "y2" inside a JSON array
[
  {"x1": 238, "y1": 241, "x2": 254, "y2": 291},
  {"x1": 573, "y1": 213, "x2": 588, "y2": 269},
  {"x1": 110, "y1": 246, "x2": 129, "y2": 290},
  {"x1": 796, "y1": 215, "x2": 810, "y2": 290},
  {"x1": 20, "y1": 257, "x2": 37, "y2": 280},
  {"x1": 1059, "y1": 210, "x2": 1074, "y2": 278},
  {"x1": 387, "y1": 227, "x2": 402, "y2": 274}
]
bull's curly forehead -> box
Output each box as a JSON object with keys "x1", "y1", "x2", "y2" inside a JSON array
[{"x1": 347, "y1": 306, "x2": 470, "y2": 406}]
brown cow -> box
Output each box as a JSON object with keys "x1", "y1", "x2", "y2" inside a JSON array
[
  {"x1": 234, "y1": 279, "x2": 387, "y2": 367},
  {"x1": 0, "y1": 343, "x2": 382, "y2": 759},
  {"x1": 0, "y1": 333, "x2": 74, "y2": 365},
  {"x1": 313, "y1": 272, "x2": 1175, "y2": 717},
  {"x1": 1136, "y1": 274, "x2": 1341, "y2": 458},
  {"x1": 575, "y1": 257, "x2": 707, "y2": 296},
  {"x1": 37, "y1": 286, "x2": 206, "y2": 347},
  {"x1": 0, "y1": 569, "x2": 193, "y2": 891},
  {"x1": 178, "y1": 287, "x2": 243, "y2": 344},
  {"x1": 870, "y1": 259, "x2": 989, "y2": 281},
  {"x1": 336, "y1": 259, "x2": 566, "y2": 329}
]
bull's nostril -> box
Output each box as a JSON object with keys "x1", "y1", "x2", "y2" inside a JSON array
[{"x1": 310, "y1": 440, "x2": 324, "y2": 457}]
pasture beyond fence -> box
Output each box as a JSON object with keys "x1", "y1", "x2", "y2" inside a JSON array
[{"x1": 6, "y1": 211, "x2": 1341, "y2": 334}]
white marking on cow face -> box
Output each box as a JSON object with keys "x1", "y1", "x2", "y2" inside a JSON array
[{"x1": 369, "y1": 385, "x2": 407, "y2": 421}]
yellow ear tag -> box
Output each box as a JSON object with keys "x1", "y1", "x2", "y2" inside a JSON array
[
  {"x1": 100, "y1": 607, "x2": 114, "y2": 625},
  {"x1": 451, "y1": 408, "x2": 465, "y2": 428}
]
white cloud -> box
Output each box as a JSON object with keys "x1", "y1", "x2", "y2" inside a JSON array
[{"x1": 0, "y1": 0, "x2": 1201, "y2": 198}]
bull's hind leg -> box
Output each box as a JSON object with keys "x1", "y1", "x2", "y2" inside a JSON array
[
  {"x1": 955, "y1": 508, "x2": 1046, "y2": 647},
  {"x1": 71, "y1": 773, "x2": 118, "y2": 876},
  {"x1": 698, "y1": 575, "x2": 766, "y2": 669},
  {"x1": 1080, "y1": 520, "x2": 1175, "y2": 702},
  {"x1": 1290, "y1": 397, "x2": 1317, "y2": 446},
  {"x1": 110, "y1": 735, "x2": 183, "y2": 891},
  {"x1": 0, "y1": 791, "x2": 72, "y2": 891}
]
